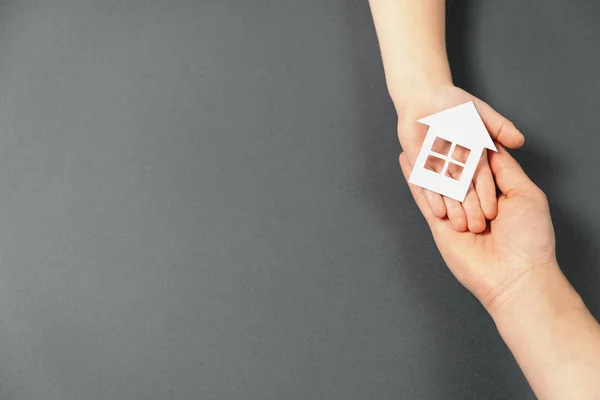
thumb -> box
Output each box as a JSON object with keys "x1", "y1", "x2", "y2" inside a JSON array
[
  {"x1": 473, "y1": 99, "x2": 525, "y2": 149},
  {"x1": 488, "y1": 145, "x2": 541, "y2": 199}
]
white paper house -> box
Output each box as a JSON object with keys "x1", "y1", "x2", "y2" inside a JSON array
[{"x1": 408, "y1": 101, "x2": 497, "y2": 202}]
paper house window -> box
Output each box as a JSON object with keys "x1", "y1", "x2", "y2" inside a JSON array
[
  {"x1": 408, "y1": 102, "x2": 497, "y2": 202},
  {"x1": 425, "y1": 139, "x2": 470, "y2": 181}
]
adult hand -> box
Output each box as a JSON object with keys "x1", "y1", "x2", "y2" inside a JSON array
[
  {"x1": 399, "y1": 144, "x2": 555, "y2": 311},
  {"x1": 397, "y1": 85, "x2": 525, "y2": 233},
  {"x1": 402, "y1": 145, "x2": 600, "y2": 399}
]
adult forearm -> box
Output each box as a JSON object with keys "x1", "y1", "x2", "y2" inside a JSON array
[
  {"x1": 369, "y1": 0, "x2": 452, "y2": 106},
  {"x1": 489, "y1": 262, "x2": 600, "y2": 399}
]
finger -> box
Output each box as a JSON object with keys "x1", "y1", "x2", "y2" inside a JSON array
[
  {"x1": 473, "y1": 99, "x2": 525, "y2": 149},
  {"x1": 402, "y1": 150, "x2": 447, "y2": 219},
  {"x1": 443, "y1": 196, "x2": 468, "y2": 232},
  {"x1": 461, "y1": 183, "x2": 487, "y2": 233},
  {"x1": 445, "y1": 160, "x2": 484, "y2": 232},
  {"x1": 399, "y1": 153, "x2": 438, "y2": 226},
  {"x1": 473, "y1": 152, "x2": 498, "y2": 220},
  {"x1": 488, "y1": 145, "x2": 538, "y2": 198},
  {"x1": 424, "y1": 190, "x2": 447, "y2": 219}
]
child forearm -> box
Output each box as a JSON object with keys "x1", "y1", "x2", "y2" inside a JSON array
[{"x1": 369, "y1": 0, "x2": 452, "y2": 106}]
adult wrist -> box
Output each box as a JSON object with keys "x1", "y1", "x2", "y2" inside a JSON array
[{"x1": 487, "y1": 261, "x2": 585, "y2": 331}]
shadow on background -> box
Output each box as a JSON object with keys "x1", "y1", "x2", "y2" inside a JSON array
[
  {"x1": 446, "y1": 0, "x2": 478, "y2": 91},
  {"x1": 339, "y1": 0, "x2": 600, "y2": 398}
]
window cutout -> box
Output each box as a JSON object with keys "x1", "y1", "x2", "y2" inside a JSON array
[
  {"x1": 445, "y1": 163, "x2": 464, "y2": 181},
  {"x1": 451, "y1": 144, "x2": 470, "y2": 164},
  {"x1": 425, "y1": 154, "x2": 445, "y2": 174},
  {"x1": 431, "y1": 137, "x2": 451, "y2": 156}
]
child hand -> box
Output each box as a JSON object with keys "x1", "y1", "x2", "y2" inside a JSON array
[{"x1": 396, "y1": 86, "x2": 525, "y2": 233}]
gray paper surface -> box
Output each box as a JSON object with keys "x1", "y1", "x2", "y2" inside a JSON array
[{"x1": 0, "y1": 0, "x2": 597, "y2": 398}]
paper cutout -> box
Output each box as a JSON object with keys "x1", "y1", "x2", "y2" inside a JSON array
[{"x1": 408, "y1": 101, "x2": 497, "y2": 202}]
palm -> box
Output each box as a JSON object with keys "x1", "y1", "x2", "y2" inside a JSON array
[
  {"x1": 398, "y1": 86, "x2": 524, "y2": 233},
  {"x1": 431, "y1": 192, "x2": 555, "y2": 306}
]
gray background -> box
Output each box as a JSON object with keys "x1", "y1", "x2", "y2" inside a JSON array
[{"x1": 0, "y1": 0, "x2": 597, "y2": 398}]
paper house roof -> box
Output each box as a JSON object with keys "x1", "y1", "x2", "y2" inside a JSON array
[{"x1": 418, "y1": 101, "x2": 497, "y2": 151}]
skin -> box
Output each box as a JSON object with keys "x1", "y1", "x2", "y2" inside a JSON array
[
  {"x1": 400, "y1": 146, "x2": 600, "y2": 399},
  {"x1": 369, "y1": 0, "x2": 525, "y2": 233}
]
